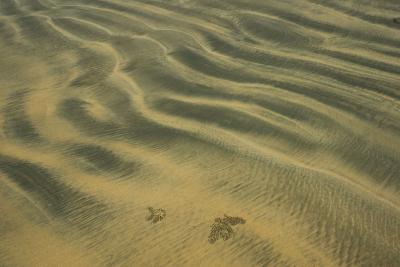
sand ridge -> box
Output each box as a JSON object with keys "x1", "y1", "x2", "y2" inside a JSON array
[{"x1": 0, "y1": 0, "x2": 400, "y2": 266}]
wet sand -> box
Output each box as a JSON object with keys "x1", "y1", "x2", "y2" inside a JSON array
[{"x1": 0, "y1": 0, "x2": 400, "y2": 266}]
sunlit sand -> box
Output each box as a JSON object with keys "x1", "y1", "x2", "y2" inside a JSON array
[{"x1": 0, "y1": 0, "x2": 400, "y2": 266}]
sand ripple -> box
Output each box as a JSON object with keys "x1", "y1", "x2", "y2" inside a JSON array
[{"x1": 0, "y1": 0, "x2": 400, "y2": 266}]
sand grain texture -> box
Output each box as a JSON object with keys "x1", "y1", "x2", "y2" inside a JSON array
[{"x1": 0, "y1": 0, "x2": 400, "y2": 266}]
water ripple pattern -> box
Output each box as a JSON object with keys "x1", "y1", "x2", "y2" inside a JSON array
[{"x1": 0, "y1": 0, "x2": 399, "y2": 266}]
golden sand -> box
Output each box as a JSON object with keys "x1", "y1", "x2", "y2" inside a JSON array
[{"x1": 0, "y1": 0, "x2": 400, "y2": 266}]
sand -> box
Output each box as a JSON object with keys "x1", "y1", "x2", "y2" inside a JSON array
[{"x1": 0, "y1": 0, "x2": 400, "y2": 266}]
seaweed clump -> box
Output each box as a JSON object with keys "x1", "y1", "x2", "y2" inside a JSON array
[
  {"x1": 208, "y1": 214, "x2": 246, "y2": 244},
  {"x1": 147, "y1": 207, "x2": 166, "y2": 223}
]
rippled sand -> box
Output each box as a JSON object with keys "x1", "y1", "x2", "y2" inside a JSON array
[{"x1": 1, "y1": 0, "x2": 400, "y2": 266}]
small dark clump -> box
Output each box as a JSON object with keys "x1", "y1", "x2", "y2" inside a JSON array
[
  {"x1": 222, "y1": 214, "x2": 246, "y2": 226},
  {"x1": 208, "y1": 214, "x2": 245, "y2": 244},
  {"x1": 393, "y1": 18, "x2": 400, "y2": 24},
  {"x1": 146, "y1": 207, "x2": 166, "y2": 223}
]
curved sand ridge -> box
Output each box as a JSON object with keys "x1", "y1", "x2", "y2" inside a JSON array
[{"x1": 0, "y1": 0, "x2": 400, "y2": 266}]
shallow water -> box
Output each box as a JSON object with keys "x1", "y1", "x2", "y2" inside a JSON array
[{"x1": 0, "y1": 0, "x2": 400, "y2": 266}]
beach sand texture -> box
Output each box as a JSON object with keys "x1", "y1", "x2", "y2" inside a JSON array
[{"x1": 0, "y1": 0, "x2": 400, "y2": 266}]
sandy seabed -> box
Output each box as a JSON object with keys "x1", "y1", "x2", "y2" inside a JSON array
[{"x1": 0, "y1": 0, "x2": 400, "y2": 266}]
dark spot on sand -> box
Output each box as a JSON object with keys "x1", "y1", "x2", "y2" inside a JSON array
[
  {"x1": 208, "y1": 214, "x2": 245, "y2": 244},
  {"x1": 146, "y1": 207, "x2": 166, "y2": 223}
]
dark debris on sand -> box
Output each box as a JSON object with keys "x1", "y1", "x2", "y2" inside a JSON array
[
  {"x1": 208, "y1": 214, "x2": 246, "y2": 244},
  {"x1": 147, "y1": 207, "x2": 166, "y2": 223}
]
